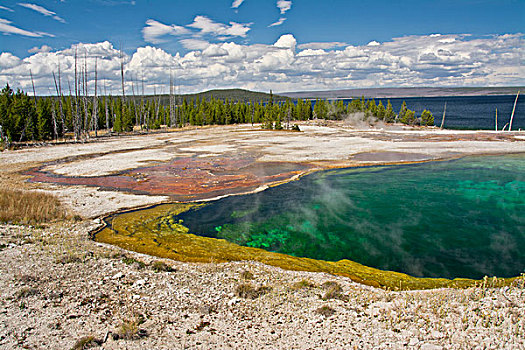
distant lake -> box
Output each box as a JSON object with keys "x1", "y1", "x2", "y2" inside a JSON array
[{"x1": 322, "y1": 95, "x2": 524, "y2": 130}]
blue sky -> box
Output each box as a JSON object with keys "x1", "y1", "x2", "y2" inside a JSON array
[{"x1": 0, "y1": 0, "x2": 524, "y2": 94}]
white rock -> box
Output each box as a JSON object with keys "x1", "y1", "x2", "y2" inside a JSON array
[
  {"x1": 112, "y1": 272, "x2": 124, "y2": 279},
  {"x1": 408, "y1": 337, "x2": 419, "y2": 346},
  {"x1": 228, "y1": 298, "x2": 241, "y2": 306},
  {"x1": 133, "y1": 279, "x2": 147, "y2": 287}
]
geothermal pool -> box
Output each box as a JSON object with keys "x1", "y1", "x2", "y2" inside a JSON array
[{"x1": 173, "y1": 154, "x2": 524, "y2": 279}]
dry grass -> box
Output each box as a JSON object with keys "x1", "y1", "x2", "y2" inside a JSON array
[
  {"x1": 70, "y1": 336, "x2": 102, "y2": 350},
  {"x1": 235, "y1": 283, "x2": 272, "y2": 299},
  {"x1": 0, "y1": 189, "x2": 69, "y2": 224}
]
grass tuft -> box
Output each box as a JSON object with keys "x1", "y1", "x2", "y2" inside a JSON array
[
  {"x1": 316, "y1": 305, "x2": 336, "y2": 317},
  {"x1": 16, "y1": 287, "x2": 39, "y2": 299},
  {"x1": 151, "y1": 261, "x2": 175, "y2": 273},
  {"x1": 0, "y1": 188, "x2": 68, "y2": 224},
  {"x1": 240, "y1": 270, "x2": 254, "y2": 280},
  {"x1": 115, "y1": 314, "x2": 147, "y2": 340},
  {"x1": 70, "y1": 336, "x2": 102, "y2": 350},
  {"x1": 122, "y1": 257, "x2": 146, "y2": 269},
  {"x1": 235, "y1": 283, "x2": 272, "y2": 299},
  {"x1": 293, "y1": 279, "x2": 316, "y2": 290},
  {"x1": 321, "y1": 281, "x2": 346, "y2": 300}
]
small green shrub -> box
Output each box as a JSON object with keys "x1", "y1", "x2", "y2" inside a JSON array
[
  {"x1": 122, "y1": 257, "x2": 146, "y2": 269},
  {"x1": 115, "y1": 314, "x2": 147, "y2": 340},
  {"x1": 321, "y1": 281, "x2": 345, "y2": 300},
  {"x1": 151, "y1": 261, "x2": 175, "y2": 273},
  {"x1": 235, "y1": 283, "x2": 272, "y2": 299},
  {"x1": 71, "y1": 336, "x2": 102, "y2": 350},
  {"x1": 16, "y1": 287, "x2": 39, "y2": 299},
  {"x1": 293, "y1": 279, "x2": 316, "y2": 290},
  {"x1": 240, "y1": 270, "x2": 254, "y2": 280},
  {"x1": 316, "y1": 305, "x2": 336, "y2": 317}
]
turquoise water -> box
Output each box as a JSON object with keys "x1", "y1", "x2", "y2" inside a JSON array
[{"x1": 176, "y1": 154, "x2": 525, "y2": 279}]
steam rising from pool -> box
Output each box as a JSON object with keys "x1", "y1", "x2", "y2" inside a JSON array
[{"x1": 175, "y1": 154, "x2": 525, "y2": 279}]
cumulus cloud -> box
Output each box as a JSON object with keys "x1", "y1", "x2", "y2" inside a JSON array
[
  {"x1": 1, "y1": 33, "x2": 523, "y2": 95},
  {"x1": 274, "y1": 34, "x2": 296, "y2": 51},
  {"x1": 18, "y1": 3, "x2": 66, "y2": 23},
  {"x1": 231, "y1": 0, "x2": 245, "y2": 9},
  {"x1": 28, "y1": 45, "x2": 53, "y2": 54},
  {"x1": 277, "y1": 0, "x2": 292, "y2": 14},
  {"x1": 0, "y1": 52, "x2": 21, "y2": 68},
  {"x1": 0, "y1": 18, "x2": 54, "y2": 37},
  {"x1": 142, "y1": 19, "x2": 190, "y2": 44}
]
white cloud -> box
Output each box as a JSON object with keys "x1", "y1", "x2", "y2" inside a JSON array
[
  {"x1": 231, "y1": 0, "x2": 245, "y2": 9},
  {"x1": 142, "y1": 16, "x2": 251, "y2": 45},
  {"x1": 298, "y1": 42, "x2": 347, "y2": 50},
  {"x1": 1, "y1": 34, "x2": 523, "y2": 95},
  {"x1": 18, "y1": 3, "x2": 66, "y2": 23},
  {"x1": 367, "y1": 41, "x2": 380, "y2": 46},
  {"x1": 274, "y1": 34, "x2": 296, "y2": 51},
  {"x1": 0, "y1": 18, "x2": 54, "y2": 37},
  {"x1": 179, "y1": 39, "x2": 210, "y2": 51},
  {"x1": 277, "y1": 0, "x2": 292, "y2": 14},
  {"x1": 269, "y1": 17, "x2": 286, "y2": 27},
  {"x1": 0, "y1": 52, "x2": 21, "y2": 68},
  {"x1": 28, "y1": 45, "x2": 53, "y2": 53},
  {"x1": 142, "y1": 19, "x2": 190, "y2": 44},
  {"x1": 188, "y1": 15, "x2": 251, "y2": 38},
  {"x1": 203, "y1": 45, "x2": 229, "y2": 58},
  {"x1": 0, "y1": 6, "x2": 14, "y2": 12}
]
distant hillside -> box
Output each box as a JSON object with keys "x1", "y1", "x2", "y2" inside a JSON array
[
  {"x1": 186, "y1": 89, "x2": 289, "y2": 103},
  {"x1": 281, "y1": 87, "x2": 523, "y2": 100},
  {"x1": 135, "y1": 89, "x2": 289, "y2": 106}
]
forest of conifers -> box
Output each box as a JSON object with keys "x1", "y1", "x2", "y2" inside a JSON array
[{"x1": 0, "y1": 83, "x2": 433, "y2": 144}]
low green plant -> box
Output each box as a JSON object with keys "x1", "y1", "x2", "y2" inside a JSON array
[
  {"x1": 16, "y1": 287, "x2": 39, "y2": 299},
  {"x1": 115, "y1": 314, "x2": 147, "y2": 340},
  {"x1": 122, "y1": 257, "x2": 146, "y2": 269},
  {"x1": 321, "y1": 281, "x2": 345, "y2": 300},
  {"x1": 235, "y1": 283, "x2": 272, "y2": 299},
  {"x1": 71, "y1": 336, "x2": 102, "y2": 350},
  {"x1": 240, "y1": 270, "x2": 254, "y2": 280},
  {"x1": 316, "y1": 305, "x2": 336, "y2": 317},
  {"x1": 293, "y1": 279, "x2": 316, "y2": 290},
  {"x1": 151, "y1": 261, "x2": 175, "y2": 273}
]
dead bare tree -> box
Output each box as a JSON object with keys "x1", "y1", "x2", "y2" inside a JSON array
[
  {"x1": 508, "y1": 90, "x2": 520, "y2": 132},
  {"x1": 92, "y1": 57, "x2": 98, "y2": 137},
  {"x1": 73, "y1": 48, "x2": 80, "y2": 141},
  {"x1": 52, "y1": 69, "x2": 65, "y2": 137},
  {"x1": 103, "y1": 79, "x2": 110, "y2": 133},
  {"x1": 130, "y1": 73, "x2": 139, "y2": 130},
  {"x1": 169, "y1": 70, "x2": 175, "y2": 128},
  {"x1": 82, "y1": 52, "x2": 90, "y2": 139},
  {"x1": 141, "y1": 71, "x2": 147, "y2": 131}
]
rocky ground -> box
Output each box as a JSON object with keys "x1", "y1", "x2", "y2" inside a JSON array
[
  {"x1": 0, "y1": 222, "x2": 523, "y2": 349},
  {"x1": 1, "y1": 123, "x2": 525, "y2": 349}
]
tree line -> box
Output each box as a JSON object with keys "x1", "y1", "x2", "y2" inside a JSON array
[{"x1": 0, "y1": 83, "x2": 434, "y2": 145}]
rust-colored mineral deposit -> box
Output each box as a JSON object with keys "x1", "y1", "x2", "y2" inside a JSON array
[{"x1": 27, "y1": 156, "x2": 313, "y2": 201}]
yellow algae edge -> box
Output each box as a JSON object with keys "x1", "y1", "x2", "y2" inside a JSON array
[{"x1": 93, "y1": 202, "x2": 521, "y2": 291}]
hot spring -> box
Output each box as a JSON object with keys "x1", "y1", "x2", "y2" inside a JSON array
[{"x1": 96, "y1": 154, "x2": 524, "y2": 285}]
